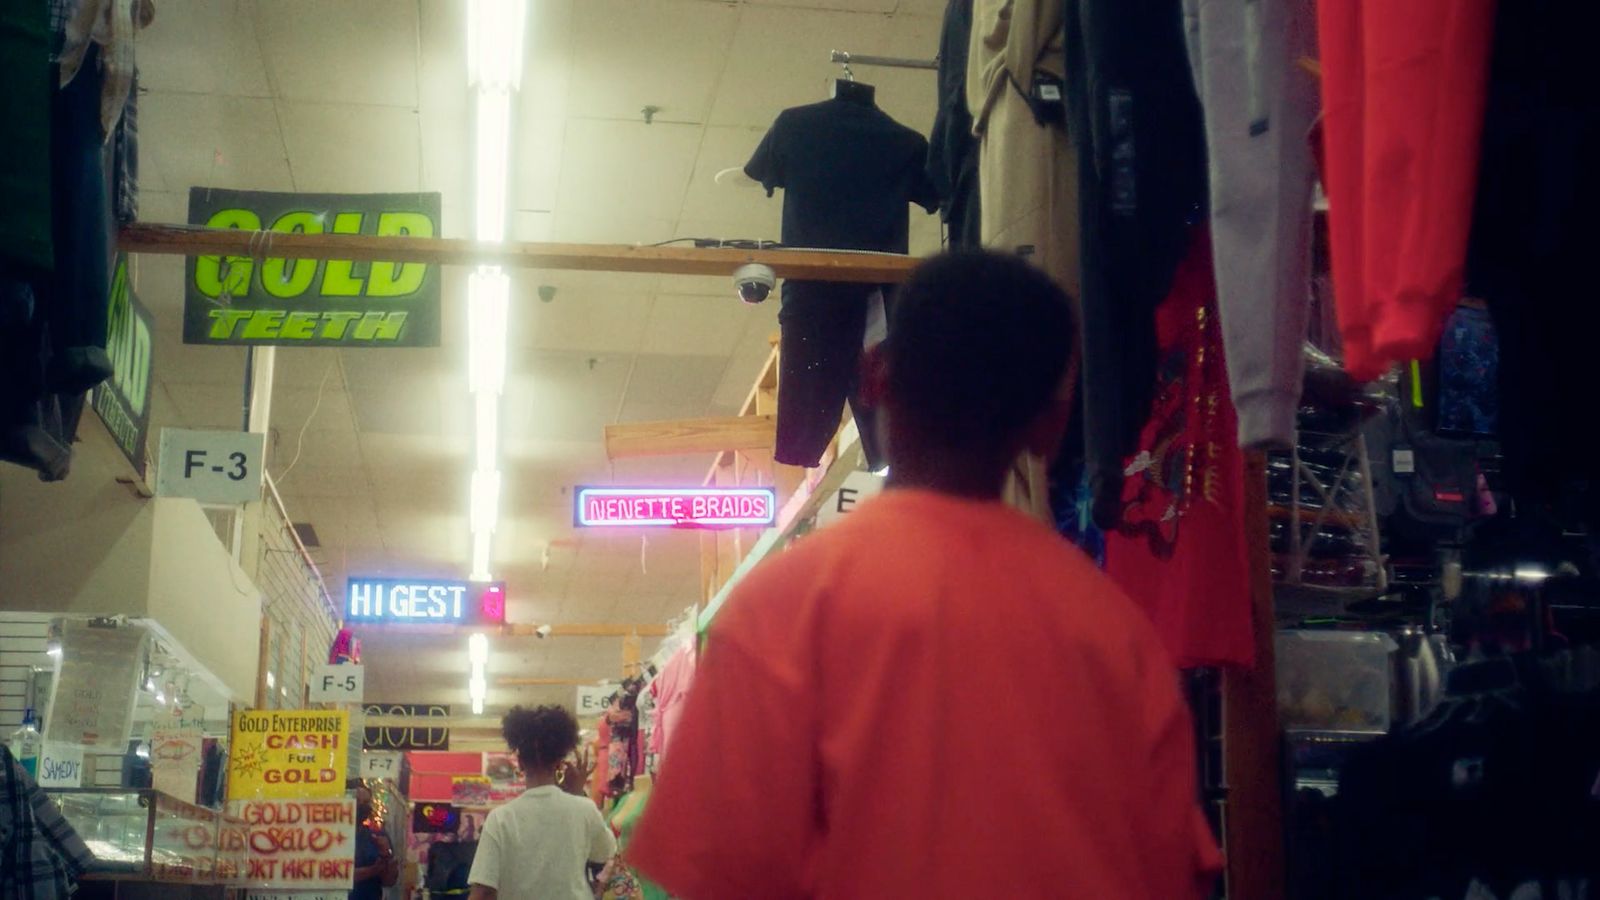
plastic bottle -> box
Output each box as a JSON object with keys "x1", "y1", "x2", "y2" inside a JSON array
[{"x1": 9, "y1": 708, "x2": 42, "y2": 777}]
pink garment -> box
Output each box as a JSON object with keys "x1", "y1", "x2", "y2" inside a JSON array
[{"x1": 648, "y1": 644, "x2": 697, "y2": 760}]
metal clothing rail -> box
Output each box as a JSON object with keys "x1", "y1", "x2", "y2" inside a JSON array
[{"x1": 830, "y1": 49, "x2": 937, "y2": 71}]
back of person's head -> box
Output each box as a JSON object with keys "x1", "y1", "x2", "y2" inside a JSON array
[
  {"x1": 502, "y1": 705, "x2": 580, "y2": 773},
  {"x1": 885, "y1": 251, "x2": 1077, "y2": 453}
]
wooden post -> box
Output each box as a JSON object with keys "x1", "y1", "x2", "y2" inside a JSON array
[
  {"x1": 1222, "y1": 451, "x2": 1285, "y2": 899},
  {"x1": 254, "y1": 615, "x2": 271, "y2": 710},
  {"x1": 604, "y1": 415, "x2": 775, "y2": 459}
]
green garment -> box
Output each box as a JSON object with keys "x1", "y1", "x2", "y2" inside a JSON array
[
  {"x1": 607, "y1": 787, "x2": 671, "y2": 900},
  {"x1": 0, "y1": 1, "x2": 54, "y2": 271}
]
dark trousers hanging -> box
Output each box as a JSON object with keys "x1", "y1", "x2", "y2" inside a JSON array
[
  {"x1": 46, "y1": 44, "x2": 114, "y2": 395},
  {"x1": 776, "y1": 280, "x2": 891, "y2": 470},
  {"x1": 1064, "y1": 0, "x2": 1209, "y2": 528}
]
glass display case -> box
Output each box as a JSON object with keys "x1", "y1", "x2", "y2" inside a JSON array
[{"x1": 48, "y1": 789, "x2": 220, "y2": 883}]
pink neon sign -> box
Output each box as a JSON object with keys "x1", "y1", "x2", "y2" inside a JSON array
[{"x1": 575, "y1": 487, "x2": 777, "y2": 528}]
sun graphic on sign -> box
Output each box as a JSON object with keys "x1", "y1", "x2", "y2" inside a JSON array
[{"x1": 231, "y1": 744, "x2": 269, "y2": 778}]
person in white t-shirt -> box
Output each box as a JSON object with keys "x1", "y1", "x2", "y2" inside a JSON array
[{"x1": 467, "y1": 706, "x2": 616, "y2": 900}]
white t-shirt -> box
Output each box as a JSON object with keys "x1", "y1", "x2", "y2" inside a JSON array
[{"x1": 466, "y1": 785, "x2": 617, "y2": 900}]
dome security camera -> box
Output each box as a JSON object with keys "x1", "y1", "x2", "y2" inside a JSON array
[
  {"x1": 534, "y1": 624, "x2": 553, "y2": 639},
  {"x1": 733, "y1": 263, "x2": 776, "y2": 305}
]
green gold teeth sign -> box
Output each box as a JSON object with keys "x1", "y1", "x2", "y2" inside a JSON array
[{"x1": 183, "y1": 187, "x2": 443, "y2": 347}]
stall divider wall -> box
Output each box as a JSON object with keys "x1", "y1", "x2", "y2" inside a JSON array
[{"x1": 1, "y1": 420, "x2": 264, "y2": 704}]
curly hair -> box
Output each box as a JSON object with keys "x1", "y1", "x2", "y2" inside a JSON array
[{"x1": 501, "y1": 705, "x2": 580, "y2": 772}]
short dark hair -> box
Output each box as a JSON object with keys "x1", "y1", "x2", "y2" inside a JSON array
[
  {"x1": 886, "y1": 251, "x2": 1077, "y2": 447},
  {"x1": 502, "y1": 705, "x2": 580, "y2": 771}
]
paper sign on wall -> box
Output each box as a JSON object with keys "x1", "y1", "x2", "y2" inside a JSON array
[
  {"x1": 156, "y1": 428, "x2": 267, "y2": 505},
  {"x1": 36, "y1": 745, "x2": 84, "y2": 788},
  {"x1": 151, "y1": 727, "x2": 204, "y2": 801},
  {"x1": 815, "y1": 470, "x2": 887, "y2": 529},
  {"x1": 452, "y1": 776, "x2": 491, "y2": 807},
  {"x1": 42, "y1": 620, "x2": 147, "y2": 749},
  {"x1": 308, "y1": 664, "x2": 364, "y2": 703},
  {"x1": 227, "y1": 711, "x2": 349, "y2": 801},
  {"x1": 359, "y1": 751, "x2": 402, "y2": 780},
  {"x1": 575, "y1": 684, "x2": 616, "y2": 718},
  {"x1": 218, "y1": 799, "x2": 356, "y2": 890}
]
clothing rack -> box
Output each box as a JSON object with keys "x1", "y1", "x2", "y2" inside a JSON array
[{"x1": 830, "y1": 49, "x2": 937, "y2": 71}]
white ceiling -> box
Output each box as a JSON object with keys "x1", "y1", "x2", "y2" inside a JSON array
[{"x1": 130, "y1": 0, "x2": 945, "y2": 712}]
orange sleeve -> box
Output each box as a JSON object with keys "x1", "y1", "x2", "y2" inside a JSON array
[
  {"x1": 1140, "y1": 657, "x2": 1225, "y2": 900},
  {"x1": 626, "y1": 631, "x2": 817, "y2": 900}
]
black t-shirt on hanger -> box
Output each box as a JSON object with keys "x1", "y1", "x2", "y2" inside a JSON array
[{"x1": 745, "y1": 97, "x2": 939, "y2": 254}]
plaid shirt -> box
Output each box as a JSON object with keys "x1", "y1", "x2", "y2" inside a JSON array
[
  {"x1": 1, "y1": 746, "x2": 94, "y2": 900},
  {"x1": 47, "y1": 0, "x2": 80, "y2": 58}
]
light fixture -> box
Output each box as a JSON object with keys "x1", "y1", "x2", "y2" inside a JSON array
[
  {"x1": 474, "y1": 96, "x2": 512, "y2": 243},
  {"x1": 474, "y1": 393, "x2": 499, "y2": 472},
  {"x1": 468, "y1": 632, "x2": 490, "y2": 716},
  {"x1": 463, "y1": 0, "x2": 527, "y2": 584},
  {"x1": 468, "y1": 270, "x2": 509, "y2": 395},
  {"x1": 466, "y1": 0, "x2": 527, "y2": 91},
  {"x1": 470, "y1": 534, "x2": 493, "y2": 583},
  {"x1": 471, "y1": 470, "x2": 502, "y2": 534}
]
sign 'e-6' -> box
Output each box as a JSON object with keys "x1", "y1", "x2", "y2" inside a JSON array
[{"x1": 183, "y1": 188, "x2": 442, "y2": 348}]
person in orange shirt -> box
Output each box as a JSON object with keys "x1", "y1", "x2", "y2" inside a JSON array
[{"x1": 627, "y1": 251, "x2": 1222, "y2": 899}]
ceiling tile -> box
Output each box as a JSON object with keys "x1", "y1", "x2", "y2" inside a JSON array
[
  {"x1": 138, "y1": 0, "x2": 272, "y2": 98},
  {"x1": 342, "y1": 349, "x2": 459, "y2": 436},
  {"x1": 708, "y1": 6, "x2": 893, "y2": 127},
  {"x1": 129, "y1": 254, "x2": 186, "y2": 316},
  {"x1": 550, "y1": 213, "x2": 677, "y2": 246},
  {"x1": 555, "y1": 119, "x2": 701, "y2": 224},
  {"x1": 711, "y1": 314, "x2": 781, "y2": 411},
  {"x1": 640, "y1": 294, "x2": 747, "y2": 357},
  {"x1": 140, "y1": 93, "x2": 293, "y2": 194},
  {"x1": 134, "y1": 190, "x2": 187, "y2": 225},
  {"x1": 269, "y1": 348, "x2": 346, "y2": 389},
  {"x1": 266, "y1": 425, "x2": 362, "y2": 474},
  {"x1": 277, "y1": 102, "x2": 423, "y2": 194},
  {"x1": 504, "y1": 352, "x2": 632, "y2": 442},
  {"x1": 894, "y1": 0, "x2": 949, "y2": 13},
  {"x1": 254, "y1": 1, "x2": 420, "y2": 108},
  {"x1": 512, "y1": 117, "x2": 567, "y2": 216},
  {"x1": 676, "y1": 125, "x2": 781, "y2": 238},
  {"x1": 514, "y1": 0, "x2": 578, "y2": 124},
  {"x1": 615, "y1": 353, "x2": 726, "y2": 422},
  {"x1": 567, "y1": 0, "x2": 740, "y2": 124},
  {"x1": 750, "y1": 0, "x2": 898, "y2": 12},
  {"x1": 517, "y1": 289, "x2": 651, "y2": 355}
]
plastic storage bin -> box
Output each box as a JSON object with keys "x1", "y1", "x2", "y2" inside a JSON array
[{"x1": 1276, "y1": 629, "x2": 1398, "y2": 734}]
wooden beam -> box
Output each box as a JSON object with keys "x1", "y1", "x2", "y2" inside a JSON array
[
  {"x1": 118, "y1": 224, "x2": 920, "y2": 283},
  {"x1": 1223, "y1": 452, "x2": 1285, "y2": 900},
  {"x1": 604, "y1": 414, "x2": 775, "y2": 460}
]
